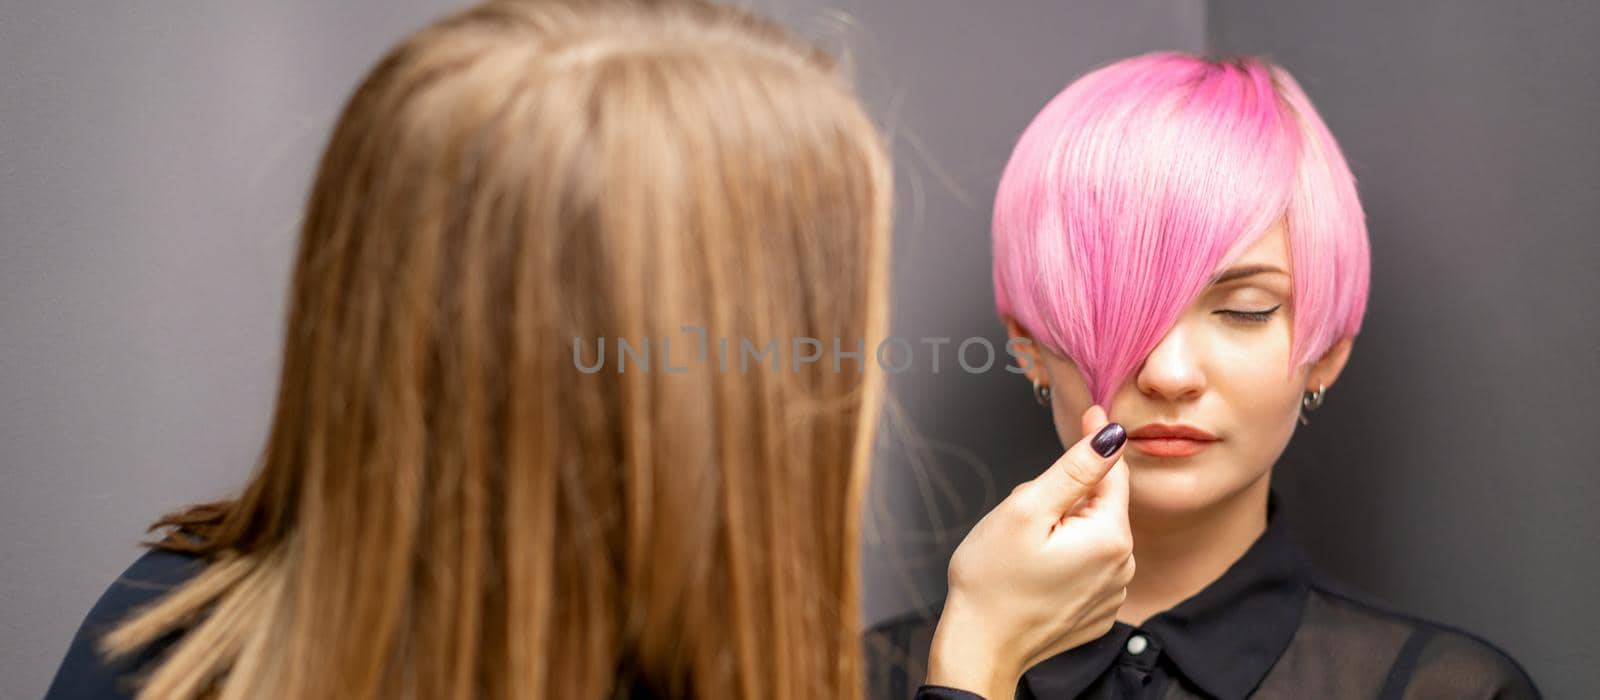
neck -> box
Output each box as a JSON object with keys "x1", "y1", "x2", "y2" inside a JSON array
[{"x1": 1116, "y1": 474, "x2": 1272, "y2": 627}]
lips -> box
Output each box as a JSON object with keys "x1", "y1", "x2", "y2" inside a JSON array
[{"x1": 1127, "y1": 423, "x2": 1218, "y2": 458}]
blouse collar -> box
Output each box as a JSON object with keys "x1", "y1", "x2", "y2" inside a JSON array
[{"x1": 1021, "y1": 489, "x2": 1311, "y2": 699}]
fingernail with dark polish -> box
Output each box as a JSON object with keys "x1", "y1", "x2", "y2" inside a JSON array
[{"x1": 1092, "y1": 423, "x2": 1127, "y2": 458}]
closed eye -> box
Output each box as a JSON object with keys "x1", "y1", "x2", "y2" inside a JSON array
[{"x1": 1215, "y1": 304, "x2": 1282, "y2": 324}]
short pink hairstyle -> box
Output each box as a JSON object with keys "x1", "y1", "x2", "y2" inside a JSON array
[{"x1": 993, "y1": 52, "x2": 1370, "y2": 406}]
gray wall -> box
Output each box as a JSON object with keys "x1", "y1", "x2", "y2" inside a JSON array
[{"x1": 2, "y1": 1, "x2": 1592, "y2": 698}]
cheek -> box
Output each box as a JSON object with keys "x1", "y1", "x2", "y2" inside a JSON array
[
  {"x1": 1242, "y1": 380, "x2": 1306, "y2": 440},
  {"x1": 1041, "y1": 354, "x2": 1094, "y2": 447},
  {"x1": 1209, "y1": 324, "x2": 1304, "y2": 425}
]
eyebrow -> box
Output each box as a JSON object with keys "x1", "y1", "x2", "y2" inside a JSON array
[{"x1": 1209, "y1": 264, "x2": 1290, "y2": 286}]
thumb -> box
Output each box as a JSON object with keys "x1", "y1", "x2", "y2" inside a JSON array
[{"x1": 1029, "y1": 405, "x2": 1128, "y2": 515}]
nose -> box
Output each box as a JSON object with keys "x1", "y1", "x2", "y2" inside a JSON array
[{"x1": 1135, "y1": 322, "x2": 1206, "y2": 402}]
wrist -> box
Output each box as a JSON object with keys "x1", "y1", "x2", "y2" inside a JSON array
[{"x1": 927, "y1": 604, "x2": 1023, "y2": 700}]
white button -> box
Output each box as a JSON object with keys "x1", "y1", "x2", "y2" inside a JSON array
[{"x1": 1126, "y1": 634, "x2": 1149, "y2": 655}]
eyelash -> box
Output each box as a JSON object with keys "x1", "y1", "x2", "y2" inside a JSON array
[{"x1": 1216, "y1": 304, "x2": 1282, "y2": 324}]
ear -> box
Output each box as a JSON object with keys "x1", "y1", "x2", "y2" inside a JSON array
[
  {"x1": 1003, "y1": 316, "x2": 1045, "y2": 383},
  {"x1": 1308, "y1": 336, "x2": 1355, "y2": 391}
]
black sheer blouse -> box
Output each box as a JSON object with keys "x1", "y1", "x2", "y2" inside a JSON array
[{"x1": 869, "y1": 490, "x2": 1541, "y2": 700}]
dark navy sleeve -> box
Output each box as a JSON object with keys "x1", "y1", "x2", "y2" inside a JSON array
[
  {"x1": 914, "y1": 685, "x2": 988, "y2": 700},
  {"x1": 44, "y1": 548, "x2": 205, "y2": 700}
]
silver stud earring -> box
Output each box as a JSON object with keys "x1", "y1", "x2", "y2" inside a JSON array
[
  {"x1": 1298, "y1": 382, "x2": 1327, "y2": 425},
  {"x1": 1033, "y1": 379, "x2": 1052, "y2": 407}
]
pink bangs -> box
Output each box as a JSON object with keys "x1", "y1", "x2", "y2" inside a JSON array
[{"x1": 992, "y1": 52, "x2": 1370, "y2": 406}]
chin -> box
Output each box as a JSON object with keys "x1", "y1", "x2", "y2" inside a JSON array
[{"x1": 1125, "y1": 461, "x2": 1249, "y2": 519}]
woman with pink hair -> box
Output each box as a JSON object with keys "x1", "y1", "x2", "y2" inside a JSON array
[{"x1": 868, "y1": 53, "x2": 1540, "y2": 699}]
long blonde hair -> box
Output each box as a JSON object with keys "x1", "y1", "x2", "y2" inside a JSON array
[{"x1": 102, "y1": 1, "x2": 892, "y2": 697}]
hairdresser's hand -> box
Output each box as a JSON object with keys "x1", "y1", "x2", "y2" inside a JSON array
[{"x1": 925, "y1": 405, "x2": 1133, "y2": 700}]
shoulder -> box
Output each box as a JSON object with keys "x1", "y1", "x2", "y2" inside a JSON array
[
  {"x1": 1398, "y1": 623, "x2": 1542, "y2": 699},
  {"x1": 1300, "y1": 570, "x2": 1541, "y2": 699},
  {"x1": 44, "y1": 548, "x2": 206, "y2": 700},
  {"x1": 862, "y1": 605, "x2": 942, "y2": 700},
  {"x1": 68, "y1": 547, "x2": 206, "y2": 630}
]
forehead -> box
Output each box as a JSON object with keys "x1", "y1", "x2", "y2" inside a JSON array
[{"x1": 1229, "y1": 219, "x2": 1290, "y2": 270}]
